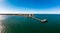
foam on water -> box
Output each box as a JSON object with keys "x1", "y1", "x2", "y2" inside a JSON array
[{"x1": 0, "y1": 15, "x2": 6, "y2": 33}]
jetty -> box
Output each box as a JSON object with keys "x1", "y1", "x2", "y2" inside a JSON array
[{"x1": 0, "y1": 14, "x2": 47, "y2": 23}]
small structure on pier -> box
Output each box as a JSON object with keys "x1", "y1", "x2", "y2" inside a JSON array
[
  {"x1": 0, "y1": 14, "x2": 48, "y2": 23},
  {"x1": 12, "y1": 14, "x2": 48, "y2": 23}
]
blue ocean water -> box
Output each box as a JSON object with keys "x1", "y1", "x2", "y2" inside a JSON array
[
  {"x1": 1, "y1": 14, "x2": 60, "y2": 33},
  {"x1": 6, "y1": 0, "x2": 60, "y2": 9}
]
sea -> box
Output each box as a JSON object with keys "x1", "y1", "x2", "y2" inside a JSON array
[{"x1": 0, "y1": 14, "x2": 60, "y2": 33}]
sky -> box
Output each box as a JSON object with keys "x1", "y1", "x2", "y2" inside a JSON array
[{"x1": 0, "y1": 0, "x2": 60, "y2": 14}]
